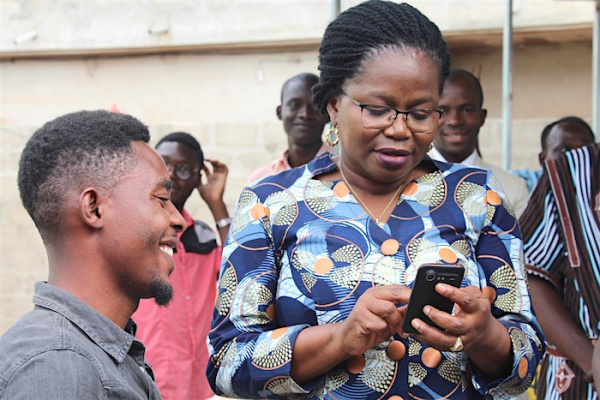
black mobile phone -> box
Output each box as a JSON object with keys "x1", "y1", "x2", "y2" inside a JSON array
[{"x1": 401, "y1": 264, "x2": 465, "y2": 334}]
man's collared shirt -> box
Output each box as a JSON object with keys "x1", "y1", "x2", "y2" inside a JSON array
[
  {"x1": 428, "y1": 146, "x2": 476, "y2": 165},
  {"x1": 0, "y1": 281, "x2": 161, "y2": 399},
  {"x1": 429, "y1": 148, "x2": 529, "y2": 217}
]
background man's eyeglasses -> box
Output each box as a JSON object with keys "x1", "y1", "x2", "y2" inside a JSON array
[
  {"x1": 163, "y1": 158, "x2": 199, "y2": 180},
  {"x1": 343, "y1": 93, "x2": 443, "y2": 133}
]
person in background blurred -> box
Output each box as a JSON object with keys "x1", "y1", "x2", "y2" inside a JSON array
[
  {"x1": 520, "y1": 141, "x2": 599, "y2": 400},
  {"x1": 429, "y1": 68, "x2": 529, "y2": 217},
  {"x1": 133, "y1": 132, "x2": 230, "y2": 400},
  {"x1": 207, "y1": 1, "x2": 544, "y2": 398},
  {"x1": 247, "y1": 72, "x2": 329, "y2": 183},
  {"x1": 511, "y1": 116, "x2": 596, "y2": 192}
]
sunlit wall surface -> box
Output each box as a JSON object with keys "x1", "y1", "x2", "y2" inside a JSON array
[{"x1": 0, "y1": 0, "x2": 595, "y2": 334}]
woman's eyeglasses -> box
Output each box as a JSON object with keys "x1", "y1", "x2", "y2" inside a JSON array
[
  {"x1": 163, "y1": 158, "x2": 199, "y2": 181},
  {"x1": 343, "y1": 92, "x2": 443, "y2": 134}
]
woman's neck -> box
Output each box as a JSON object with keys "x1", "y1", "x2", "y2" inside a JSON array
[{"x1": 336, "y1": 157, "x2": 410, "y2": 196}]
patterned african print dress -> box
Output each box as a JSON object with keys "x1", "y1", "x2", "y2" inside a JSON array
[{"x1": 207, "y1": 152, "x2": 544, "y2": 399}]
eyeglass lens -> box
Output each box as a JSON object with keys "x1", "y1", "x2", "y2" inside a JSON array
[
  {"x1": 163, "y1": 158, "x2": 194, "y2": 180},
  {"x1": 361, "y1": 106, "x2": 440, "y2": 133}
]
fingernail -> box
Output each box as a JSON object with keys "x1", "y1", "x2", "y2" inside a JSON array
[{"x1": 423, "y1": 306, "x2": 431, "y2": 315}]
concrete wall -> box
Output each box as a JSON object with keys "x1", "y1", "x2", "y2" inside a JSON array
[
  {"x1": 0, "y1": 50, "x2": 323, "y2": 332},
  {"x1": 0, "y1": 0, "x2": 596, "y2": 334},
  {"x1": 453, "y1": 41, "x2": 594, "y2": 169},
  {"x1": 1, "y1": 0, "x2": 593, "y2": 55}
]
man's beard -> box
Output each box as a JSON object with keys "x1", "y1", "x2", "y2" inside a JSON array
[{"x1": 151, "y1": 279, "x2": 174, "y2": 306}]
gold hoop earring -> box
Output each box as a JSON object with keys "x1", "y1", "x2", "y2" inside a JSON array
[
  {"x1": 429, "y1": 142, "x2": 434, "y2": 151},
  {"x1": 326, "y1": 125, "x2": 340, "y2": 147}
]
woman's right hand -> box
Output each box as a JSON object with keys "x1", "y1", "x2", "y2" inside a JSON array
[
  {"x1": 292, "y1": 285, "x2": 412, "y2": 384},
  {"x1": 336, "y1": 285, "x2": 411, "y2": 356}
]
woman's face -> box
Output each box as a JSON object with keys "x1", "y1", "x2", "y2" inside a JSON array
[{"x1": 327, "y1": 47, "x2": 440, "y2": 187}]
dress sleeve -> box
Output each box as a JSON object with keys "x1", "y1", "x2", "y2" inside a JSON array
[
  {"x1": 469, "y1": 171, "x2": 546, "y2": 397},
  {"x1": 206, "y1": 187, "x2": 316, "y2": 398}
]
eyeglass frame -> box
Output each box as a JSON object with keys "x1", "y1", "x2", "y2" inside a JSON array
[
  {"x1": 162, "y1": 157, "x2": 201, "y2": 181},
  {"x1": 342, "y1": 92, "x2": 444, "y2": 133}
]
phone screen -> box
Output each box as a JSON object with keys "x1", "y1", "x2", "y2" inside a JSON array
[{"x1": 401, "y1": 264, "x2": 465, "y2": 334}]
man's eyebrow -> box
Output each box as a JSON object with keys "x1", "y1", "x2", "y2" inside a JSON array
[{"x1": 156, "y1": 179, "x2": 172, "y2": 191}]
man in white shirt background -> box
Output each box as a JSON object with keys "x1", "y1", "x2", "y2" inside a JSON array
[{"x1": 429, "y1": 67, "x2": 529, "y2": 217}]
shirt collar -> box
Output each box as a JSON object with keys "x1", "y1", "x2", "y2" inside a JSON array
[
  {"x1": 178, "y1": 208, "x2": 218, "y2": 254},
  {"x1": 32, "y1": 281, "x2": 136, "y2": 363},
  {"x1": 429, "y1": 147, "x2": 477, "y2": 166}
]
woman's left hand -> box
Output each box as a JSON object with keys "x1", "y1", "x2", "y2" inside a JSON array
[
  {"x1": 409, "y1": 284, "x2": 493, "y2": 351},
  {"x1": 407, "y1": 284, "x2": 513, "y2": 379}
]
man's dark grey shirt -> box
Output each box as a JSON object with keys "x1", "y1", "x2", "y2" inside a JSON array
[{"x1": 0, "y1": 282, "x2": 162, "y2": 399}]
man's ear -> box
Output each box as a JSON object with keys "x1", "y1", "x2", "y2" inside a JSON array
[
  {"x1": 276, "y1": 105, "x2": 282, "y2": 121},
  {"x1": 479, "y1": 108, "x2": 488, "y2": 127},
  {"x1": 79, "y1": 188, "x2": 103, "y2": 229},
  {"x1": 538, "y1": 151, "x2": 545, "y2": 166}
]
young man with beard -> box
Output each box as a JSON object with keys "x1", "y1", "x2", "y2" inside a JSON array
[
  {"x1": 132, "y1": 132, "x2": 229, "y2": 400},
  {"x1": 248, "y1": 72, "x2": 329, "y2": 183},
  {"x1": 429, "y1": 68, "x2": 529, "y2": 217},
  {"x1": 0, "y1": 110, "x2": 185, "y2": 399}
]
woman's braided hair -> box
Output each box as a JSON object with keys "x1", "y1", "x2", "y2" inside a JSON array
[{"x1": 312, "y1": 0, "x2": 451, "y2": 115}]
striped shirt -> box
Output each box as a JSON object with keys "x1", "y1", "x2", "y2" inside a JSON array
[{"x1": 520, "y1": 142, "x2": 600, "y2": 400}]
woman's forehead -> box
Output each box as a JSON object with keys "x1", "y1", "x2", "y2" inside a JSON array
[{"x1": 346, "y1": 49, "x2": 439, "y2": 90}]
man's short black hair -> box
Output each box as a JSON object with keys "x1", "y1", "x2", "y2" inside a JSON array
[
  {"x1": 155, "y1": 131, "x2": 204, "y2": 165},
  {"x1": 540, "y1": 116, "x2": 595, "y2": 151},
  {"x1": 280, "y1": 72, "x2": 320, "y2": 103},
  {"x1": 445, "y1": 68, "x2": 485, "y2": 108},
  {"x1": 18, "y1": 110, "x2": 150, "y2": 244}
]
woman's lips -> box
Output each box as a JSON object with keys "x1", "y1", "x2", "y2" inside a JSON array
[{"x1": 375, "y1": 149, "x2": 410, "y2": 168}]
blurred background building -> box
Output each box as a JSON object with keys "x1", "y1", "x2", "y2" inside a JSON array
[{"x1": 0, "y1": 0, "x2": 597, "y2": 334}]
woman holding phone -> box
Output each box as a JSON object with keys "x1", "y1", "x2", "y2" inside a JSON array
[{"x1": 207, "y1": 1, "x2": 544, "y2": 398}]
